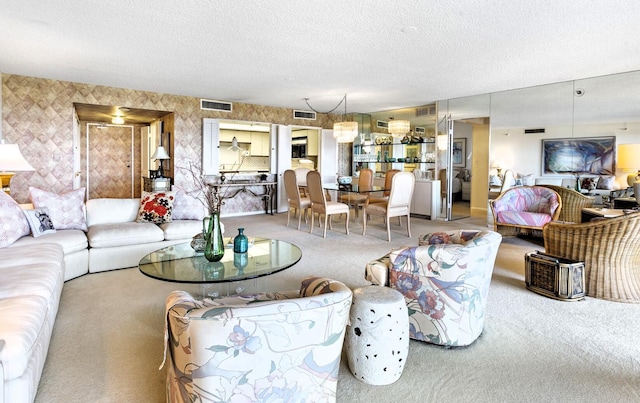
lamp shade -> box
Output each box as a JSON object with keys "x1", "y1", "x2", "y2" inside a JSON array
[
  {"x1": 228, "y1": 137, "x2": 242, "y2": 151},
  {"x1": 333, "y1": 121, "x2": 358, "y2": 143},
  {"x1": 151, "y1": 146, "x2": 170, "y2": 160},
  {"x1": 388, "y1": 120, "x2": 410, "y2": 137},
  {"x1": 0, "y1": 144, "x2": 35, "y2": 172},
  {"x1": 617, "y1": 144, "x2": 640, "y2": 186}
]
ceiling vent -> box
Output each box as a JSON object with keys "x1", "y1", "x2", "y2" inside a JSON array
[
  {"x1": 415, "y1": 105, "x2": 436, "y2": 117},
  {"x1": 524, "y1": 128, "x2": 546, "y2": 134},
  {"x1": 415, "y1": 127, "x2": 426, "y2": 134},
  {"x1": 376, "y1": 120, "x2": 388, "y2": 129},
  {"x1": 293, "y1": 110, "x2": 316, "y2": 120},
  {"x1": 200, "y1": 99, "x2": 232, "y2": 112}
]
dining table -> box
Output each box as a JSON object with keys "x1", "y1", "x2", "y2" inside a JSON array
[{"x1": 323, "y1": 183, "x2": 390, "y2": 222}]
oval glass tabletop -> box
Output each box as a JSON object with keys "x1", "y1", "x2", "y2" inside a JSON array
[{"x1": 138, "y1": 238, "x2": 302, "y2": 283}]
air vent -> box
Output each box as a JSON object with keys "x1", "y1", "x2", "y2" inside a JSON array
[
  {"x1": 200, "y1": 99, "x2": 232, "y2": 112},
  {"x1": 376, "y1": 120, "x2": 388, "y2": 129},
  {"x1": 415, "y1": 127, "x2": 426, "y2": 134},
  {"x1": 415, "y1": 105, "x2": 436, "y2": 117},
  {"x1": 524, "y1": 128, "x2": 546, "y2": 134},
  {"x1": 293, "y1": 110, "x2": 316, "y2": 120}
]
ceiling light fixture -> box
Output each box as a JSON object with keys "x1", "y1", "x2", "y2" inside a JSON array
[
  {"x1": 111, "y1": 116, "x2": 125, "y2": 124},
  {"x1": 304, "y1": 94, "x2": 358, "y2": 143},
  {"x1": 388, "y1": 118, "x2": 410, "y2": 138}
]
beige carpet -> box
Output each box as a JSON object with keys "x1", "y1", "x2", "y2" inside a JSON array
[{"x1": 35, "y1": 213, "x2": 640, "y2": 402}]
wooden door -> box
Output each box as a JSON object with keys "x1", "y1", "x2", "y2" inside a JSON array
[{"x1": 87, "y1": 124, "x2": 135, "y2": 199}]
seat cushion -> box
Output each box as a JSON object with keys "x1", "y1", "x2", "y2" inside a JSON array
[
  {"x1": 11, "y1": 229, "x2": 88, "y2": 254},
  {"x1": 497, "y1": 211, "x2": 553, "y2": 227},
  {"x1": 87, "y1": 222, "x2": 164, "y2": 248},
  {"x1": 160, "y1": 220, "x2": 203, "y2": 241}
]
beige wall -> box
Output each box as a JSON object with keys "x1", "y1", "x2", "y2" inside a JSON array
[{"x1": 2, "y1": 73, "x2": 337, "y2": 203}]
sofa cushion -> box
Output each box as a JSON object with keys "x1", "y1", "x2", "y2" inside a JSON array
[
  {"x1": 11, "y1": 229, "x2": 88, "y2": 255},
  {"x1": 0, "y1": 191, "x2": 30, "y2": 248},
  {"x1": 159, "y1": 220, "x2": 202, "y2": 241},
  {"x1": 596, "y1": 175, "x2": 616, "y2": 190},
  {"x1": 87, "y1": 222, "x2": 164, "y2": 248},
  {"x1": 136, "y1": 191, "x2": 175, "y2": 224},
  {"x1": 0, "y1": 245, "x2": 64, "y2": 300},
  {"x1": 29, "y1": 187, "x2": 87, "y2": 231},
  {"x1": 85, "y1": 198, "x2": 140, "y2": 227},
  {"x1": 23, "y1": 209, "x2": 56, "y2": 237}
]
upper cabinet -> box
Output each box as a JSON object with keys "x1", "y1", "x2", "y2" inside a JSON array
[{"x1": 250, "y1": 132, "x2": 270, "y2": 156}]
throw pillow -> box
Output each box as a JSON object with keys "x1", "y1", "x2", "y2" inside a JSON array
[
  {"x1": 596, "y1": 176, "x2": 615, "y2": 190},
  {"x1": 29, "y1": 187, "x2": 87, "y2": 230},
  {"x1": 172, "y1": 188, "x2": 206, "y2": 220},
  {"x1": 519, "y1": 173, "x2": 535, "y2": 186},
  {"x1": 489, "y1": 175, "x2": 502, "y2": 186},
  {"x1": 137, "y1": 191, "x2": 175, "y2": 223},
  {"x1": 581, "y1": 177, "x2": 598, "y2": 191},
  {"x1": 0, "y1": 191, "x2": 31, "y2": 247},
  {"x1": 23, "y1": 208, "x2": 56, "y2": 237}
]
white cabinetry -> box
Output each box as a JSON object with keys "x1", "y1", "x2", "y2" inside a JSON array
[
  {"x1": 250, "y1": 132, "x2": 270, "y2": 156},
  {"x1": 411, "y1": 180, "x2": 440, "y2": 220}
]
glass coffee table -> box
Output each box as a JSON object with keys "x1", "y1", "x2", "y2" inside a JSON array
[{"x1": 138, "y1": 238, "x2": 302, "y2": 292}]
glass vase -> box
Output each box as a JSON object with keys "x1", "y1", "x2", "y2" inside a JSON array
[
  {"x1": 204, "y1": 212, "x2": 225, "y2": 262},
  {"x1": 233, "y1": 228, "x2": 248, "y2": 253}
]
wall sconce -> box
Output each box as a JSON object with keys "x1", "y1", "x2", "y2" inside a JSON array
[
  {"x1": 151, "y1": 146, "x2": 170, "y2": 178},
  {"x1": 0, "y1": 143, "x2": 35, "y2": 195}
]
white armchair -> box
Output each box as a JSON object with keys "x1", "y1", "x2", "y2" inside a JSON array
[{"x1": 163, "y1": 276, "x2": 352, "y2": 402}]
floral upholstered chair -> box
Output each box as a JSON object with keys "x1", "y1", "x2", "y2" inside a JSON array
[
  {"x1": 364, "y1": 230, "x2": 502, "y2": 347},
  {"x1": 162, "y1": 276, "x2": 352, "y2": 402}
]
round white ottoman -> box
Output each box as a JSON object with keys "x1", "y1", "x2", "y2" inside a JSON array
[{"x1": 345, "y1": 285, "x2": 409, "y2": 385}]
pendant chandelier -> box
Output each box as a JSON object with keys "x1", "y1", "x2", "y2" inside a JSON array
[
  {"x1": 388, "y1": 118, "x2": 411, "y2": 138},
  {"x1": 304, "y1": 94, "x2": 358, "y2": 143}
]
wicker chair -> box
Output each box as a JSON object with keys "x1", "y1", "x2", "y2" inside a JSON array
[
  {"x1": 489, "y1": 186, "x2": 562, "y2": 237},
  {"x1": 540, "y1": 185, "x2": 595, "y2": 223},
  {"x1": 543, "y1": 212, "x2": 640, "y2": 303}
]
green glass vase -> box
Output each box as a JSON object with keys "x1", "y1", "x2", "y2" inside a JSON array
[
  {"x1": 203, "y1": 212, "x2": 225, "y2": 262},
  {"x1": 233, "y1": 227, "x2": 248, "y2": 253}
]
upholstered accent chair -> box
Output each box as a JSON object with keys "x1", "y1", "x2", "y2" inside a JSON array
[
  {"x1": 306, "y1": 170, "x2": 350, "y2": 237},
  {"x1": 543, "y1": 212, "x2": 640, "y2": 303},
  {"x1": 490, "y1": 186, "x2": 562, "y2": 236},
  {"x1": 364, "y1": 230, "x2": 503, "y2": 347},
  {"x1": 362, "y1": 171, "x2": 415, "y2": 242},
  {"x1": 539, "y1": 184, "x2": 595, "y2": 223},
  {"x1": 283, "y1": 169, "x2": 311, "y2": 230},
  {"x1": 163, "y1": 277, "x2": 353, "y2": 402}
]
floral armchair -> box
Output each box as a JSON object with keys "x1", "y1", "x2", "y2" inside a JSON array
[
  {"x1": 365, "y1": 230, "x2": 502, "y2": 347},
  {"x1": 490, "y1": 186, "x2": 562, "y2": 236},
  {"x1": 162, "y1": 276, "x2": 352, "y2": 402}
]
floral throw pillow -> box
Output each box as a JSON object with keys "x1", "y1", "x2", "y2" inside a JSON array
[
  {"x1": 29, "y1": 187, "x2": 87, "y2": 231},
  {"x1": 0, "y1": 191, "x2": 31, "y2": 247},
  {"x1": 137, "y1": 191, "x2": 175, "y2": 223},
  {"x1": 23, "y1": 208, "x2": 56, "y2": 237}
]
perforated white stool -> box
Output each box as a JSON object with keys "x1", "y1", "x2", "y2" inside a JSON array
[{"x1": 345, "y1": 285, "x2": 409, "y2": 385}]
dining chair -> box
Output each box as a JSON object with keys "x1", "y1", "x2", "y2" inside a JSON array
[
  {"x1": 362, "y1": 171, "x2": 415, "y2": 242},
  {"x1": 338, "y1": 168, "x2": 374, "y2": 220},
  {"x1": 294, "y1": 167, "x2": 311, "y2": 197},
  {"x1": 366, "y1": 169, "x2": 400, "y2": 205},
  {"x1": 284, "y1": 169, "x2": 311, "y2": 230},
  {"x1": 306, "y1": 170, "x2": 350, "y2": 237}
]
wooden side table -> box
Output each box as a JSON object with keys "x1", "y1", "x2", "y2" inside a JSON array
[
  {"x1": 581, "y1": 207, "x2": 626, "y2": 222},
  {"x1": 613, "y1": 197, "x2": 639, "y2": 209},
  {"x1": 143, "y1": 177, "x2": 171, "y2": 192}
]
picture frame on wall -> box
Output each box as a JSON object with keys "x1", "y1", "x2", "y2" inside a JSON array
[
  {"x1": 452, "y1": 138, "x2": 466, "y2": 168},
  {"x1": 541, "y1": 136, "x2": 615, "y2": 175}
]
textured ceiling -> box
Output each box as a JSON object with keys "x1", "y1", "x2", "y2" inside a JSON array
[{"x1": 2, "y1": 1, "x2": 640, "y2": 115}]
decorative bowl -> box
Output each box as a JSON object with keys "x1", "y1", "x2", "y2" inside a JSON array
[{"x1": 338, "y1": 176, "x2": 352, "y2": 185}]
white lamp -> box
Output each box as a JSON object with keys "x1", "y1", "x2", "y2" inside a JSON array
[
  {"x1": 0, "y1": 143, "x2": 36, "y2": 195},
  {"x1": 491, "y1": 160, "x2": 504, "y2": 178},
  {"x1": 228, "y1": 137, "x2": 242, "y2": 151},
  {"x1": 151, "y1": 146, "x2": 170, "y2": 178},
  {"x1": 388, "y1": 119, "x2": 410, "y2": 138}
]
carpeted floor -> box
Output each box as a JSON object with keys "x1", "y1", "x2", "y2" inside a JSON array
[{"x1": 35, "y1": 213, "x2": 640, "y2": 402}]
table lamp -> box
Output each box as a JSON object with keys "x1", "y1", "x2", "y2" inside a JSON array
[
  {"x1": 491, "y1": 160, "x2": 504, "y2": 178},
  {"x1": 617, "y1": 143, "x2": 640, "y2": 202},
  {"x1": 151, "y1": 146, "x2": 170, "y2": 178},
  {"x1": 0, "y1": 143, "x2": 35, "y2": 195}
]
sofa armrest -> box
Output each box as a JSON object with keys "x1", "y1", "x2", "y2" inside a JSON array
[{"x1": 365, "y1": 255, "x2": 390, "y2": 286}]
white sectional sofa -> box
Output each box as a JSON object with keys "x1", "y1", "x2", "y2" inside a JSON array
[{"x1": 1, "y1": 196, "x2": 203, "y2": 403}]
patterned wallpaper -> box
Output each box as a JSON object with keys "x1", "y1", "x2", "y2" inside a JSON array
[{"x1": 2, "y1": 73, "x2": 338, "y2": 203}]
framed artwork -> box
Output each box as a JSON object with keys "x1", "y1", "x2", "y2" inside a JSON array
[
  {"x1": 541, "y1": 136, "x2": 615, "y2": 175},
  {"x1": 452, "y1": 138, "x2": 466, "y2": 168}
]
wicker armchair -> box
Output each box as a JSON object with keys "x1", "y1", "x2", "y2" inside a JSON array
[
  {"x1": 540, "y1": 185, "x2": 595, "y2": 223},
  {"x1": 543, "y1": 212, "x2": 640, "y2": 303},
  {"x1": 490, "y1": 186, "x2": 562, "y2": 237}
]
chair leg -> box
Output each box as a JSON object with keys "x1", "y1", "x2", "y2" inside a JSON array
[
  {"x1": 345, "y1": 210, "x2": 350, "y2": 235},
  {"x1": 287, "y1": 208, "x2": 291, "y2": 227},
  {"x1": 323, "y1": 214, "x2": 328, "y2": 238},
  {"x1": 386, "y1": 215, "x2": 391, "y2": 242},
  {"x1": 362, "y1": 210, "x2": 367, "y2": 236},
  {"x1": 309, "y1": 211, "x2": 315, "y2": 234},
  {"x1": 297, "y1": 210, "x2": 303, "y2": 230},
  {"x1": 406, "y1": 214, "x2": 411, "y2": 238}
]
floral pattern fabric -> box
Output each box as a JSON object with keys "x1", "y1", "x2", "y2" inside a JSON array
[
  {"x1": 368, "y1": 230, "x2": 502, "y2": 347},
  {"x1": 491, "y1": 186, "x2": 560, "y2": 227},
  {"x1": 163, "y1": 276, "x2": 352, "y2": 403},
  {"x1": 136, "y1": 191, "x2": 175, "y2": 224}
]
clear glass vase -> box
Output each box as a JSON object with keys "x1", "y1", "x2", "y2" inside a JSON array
[{"x1": 204, "y1": 212, "x2": 225, "y2": 262}]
